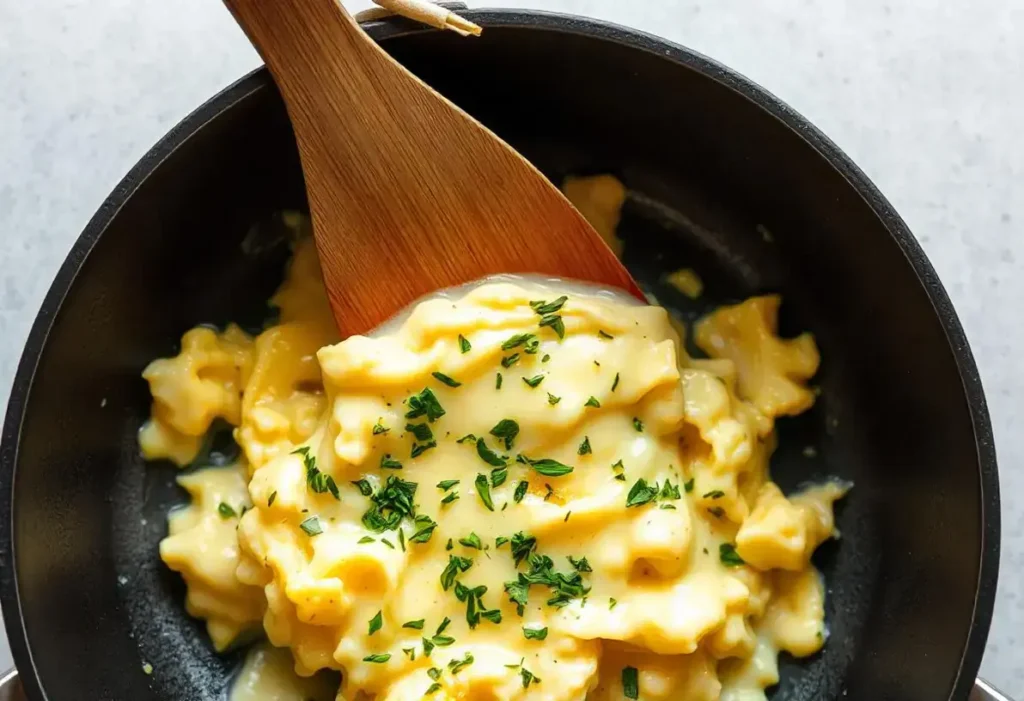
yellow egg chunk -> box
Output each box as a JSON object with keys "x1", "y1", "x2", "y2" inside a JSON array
[
  {"x1": 562, "y1": 174, "x2": 627, "y2": 257},
  {"x1": 144, "y1": 228, "x2": 848, "y2": 700},
  {"x1": 160, "y1": 464, "x2": 265, "y2": 650}
]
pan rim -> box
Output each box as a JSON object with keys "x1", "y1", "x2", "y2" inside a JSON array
[{"x1": 0, "y1": 9, "x2": 999, "y2": 700}]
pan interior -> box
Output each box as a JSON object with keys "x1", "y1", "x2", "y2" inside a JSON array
[{"x1": 4, "y1": 17, "x2": 988, "y2": 701}]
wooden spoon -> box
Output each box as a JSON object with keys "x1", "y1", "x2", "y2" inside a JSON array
[{"x1": 222, "y1": 0, "x2": 642, "y2": 337}]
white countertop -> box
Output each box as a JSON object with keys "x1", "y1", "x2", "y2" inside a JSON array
[{"x1": 0, "y1": 0, "x2": 1020, "y2": 696}]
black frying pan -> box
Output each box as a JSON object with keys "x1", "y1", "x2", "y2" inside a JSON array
[{"x1": 0, "y1": 8, "x2": 1004, "y2": 701}]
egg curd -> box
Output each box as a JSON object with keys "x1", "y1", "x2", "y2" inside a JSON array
[{"x1": 142, "y1": 208, "x2": 847, "y2": 701}]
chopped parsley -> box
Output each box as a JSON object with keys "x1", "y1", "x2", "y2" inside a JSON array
[
  {"x1": 529, "y1": 296, "x2": 567, "y2": 315},
  {"x1": 720, "y1": 543, "x2": 746, "y2": 567},
  {"x1": 703, "y1": 489, "x2": 725, "y2": 499},
  {"x1": 410, "y1": 441, "x2": 437, "y2": 458},
  {"x1": 380, "y1": 454, "x2": 403, "y2": 470},
  {"x1": 504, "y1": 551, "x2": 590, "y2": 614},
  {"x1": 496, "y1": 372, "x2": 503, "y2": 389},
  {"x1": 299, "y1": 516, "x2": 323, "y2": 536},
  {"x1": 458, "y1": 334, "x2": 471, "y2": 353},
  {"x1": 496, "y1": 536, "x2": 510, "y2": 548},
  {"x1": 406, "y1": 423, "x2": 434, "y2": 442},
  {"x1": 476, "y1": 438, "x2": 507, "y2": 467},
  {"x1": 584, "y1": 396, "x2": 601, "y2": 408},
  {"x1": 267, "y1": 491, "x2": 277, "y2": 507},
  {"x1": 475, "y1": 473, "x2": 495, "y2": 511},
  {"x1": 598, "y1": 330, "x2": 614, "y2": 339},
  {"x1": 542, "y1": 354, "x2": 551, "y2": 362},
  {"x1": 661, "y1": 480, "x2": 682, "y2": 500},
  {"x1": 567, "y1": 555, "x2": 592, "y2": 572},
  {"x1": 522, "y1": 374, "x2": 544, "y2": 388},
  {"x1": 459, "y1": 532, "x2": 483, "y2": 550},
  {"x1": 409, "y1": 514, "x2": 438, "y2": 543},
  {"x1": 625, "y1": 478, "x2": 659, "y2": 508},
  {"x1": 217, "y1": 502, "x2": 237, "y2": 519},
  {"x1": 402, "y1": 647, "x2": 416, "y2": 660},
  {"x1": 437, "y1": 479, "x2": 459, "y2": 491},
  {"x1": 351, "y1": 478, "x2": 373, "y2": 496},
  {"x1": 609, "y1": 597, "x2": 618, "y2": 610},
  {"x1": 577, "y1": 436, "x2": 592, "y2": 455},
  {"x1": 519, "y1": 456, "x2": 574, "y2": 477},
  {"x1": 523, "y1": 626, "x2": 548, "y2": 640},
  {"x1": 372, "y1": 420, "x2": 389, "y2": 435},
  {"x1": 538, "y1": 314, "x2": 565, "y2": 338},
  {"x1": 611, "y1": 372, "x2": 620, "y2": 392},
  {"x1": 431, "y1": 371, "x2": 462, "y2": 388},
  {"x1": 422, "y1": 637, "x2": 436, "y2": 657},
  {"x1": 622, "y1": 666, "x2": 639, "y2": 699},
  {"x1": 547, "y1": 393, "x2": 561, "y2": 405},
  {"x1": 501, "y1": 354, "x2": 520, "y2": 368},
  {"x1": 684, "y1": 478, "x2": 695, "y2": 493},
  {"x1": 436, "y1": 617, "x2": 451, "y2": 635},
  {"x1": 491, "y1": 466, "x2": 508, "y2": 488},
  {"x1": 633, "y1": 417, "x2": 644, "y2": 432},
  {"x1": 502, "y1": 333, "x2": 538, "y2": 351},
  {"x1": 405, "y1": 388, "x2": 445, "y2": 422},
  {"x1": 456, "y1": 434, "x2": 477, "y2": 444},
  {"x1": 360, "y1": 475, "x2": 417, "y2": 532},
  {"x1": 448, "y1": 652, "x2": 474, "y2": 674},
  {"x1": 295, "y1": 446, "x2": 340, "y2": 500},
  {"x1": 514, "y1": 480, "x2": 529, "y2": 503},
  {"x1": 489, "y1": 419, "x2": 520, "y2": 450},
  {"x1": 402, "y1": 619, "x2": 425, "y2": 629},
  {"x1": 362, "y1": 653, "x2": 390, "y2": 664},
  {"x1": 510, "y1": 532, "x2": 538, "y2": 566},
  {"x1": 440, "y1": 491, "x2": 459, "y2": 506},
  {"x1": 368, "y1": 610, "x2": 383, "y2": 635},
  {"x1": 440, "y1": 554, "x2": 473, "y2": 590},
  {"x1": 358, "y1": 536, "x2": 375, "y2": 544}
]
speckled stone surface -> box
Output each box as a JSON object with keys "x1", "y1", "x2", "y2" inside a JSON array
[{"x1": 0, "y1": 0, "x2": 1021, "y2": 696}]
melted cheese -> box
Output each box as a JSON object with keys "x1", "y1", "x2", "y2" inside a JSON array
[{"x1": 145, "y1": 199, "x2": 847, "y2": 700}]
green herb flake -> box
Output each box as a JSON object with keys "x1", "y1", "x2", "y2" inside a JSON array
[
  {"x1": 527, "y1": 458, "x2": 574, "y2": 477},
  {"x1": 523, "y1": 626, "x2": 548, "y2": 640},
  {"x1": 625, "y1": 478, "x2": 658, "y2": 508},
  {"x1": 475, "y1": 474, "x2": 495, "y2": 511},
  {"x1": 267, "y1": 491, "x2": 277, "y2": 507},
  {"x1": 501, "y1": 354, "x2": 520, "y2": 368},
  {"x1": 440, "y1": 554, "x2": 473, "y2": 591},
  {"x1": 431, "y1": 371, "x2": 462, "y2": 388},
  {"x1": 352, "y1": 478, "x2": 374, "y2": 496},
  {"x1": 495, "y1": 372, "x2": 504, "y2": 389},
  {"x1": 363, "y1": 653, "x2": 391, "y2": 664},
  {"x1": 521, "y1": 667, "x2": 541, "y2": 688},
  {"x1": 406, "y1": 423, "x2": 434, "y2": 442},
  {"x1": 398, "y1": 527, "x2": 406, "y2": 551},
  {"x1": 411, "y1": 441, "x2": 437, "y2": 458},
  {"x1": 707, "y1": 506, "x2": 725, "y2": 519},
  {"x1": 372, "y1": 420, "x2": 389, "y2": 435},
  {"x1": 598, "y1": 330, "x2": 614, "y2": 339},
  {"x1": 217, "y1": 502, "x2": 237, "y2": 519},
  {"x1": 684, "y1": 478, "x2": 695, "y2": 493},
  {"x1": 422, "y1": 637, "x2": 435, "y2": 657},
  {"x1": 380, "y1": 454, "x2": 403, "y2": 470},
  {"x1": 491, "y1": 466, "x2": 508, "y2": 488},
  {"x1": 703, "y1": 489, "x2": 725, "y2": 499},
  {"x1": 440, "y1": 491, "x2": 459, "y2": 506},
  {"x1": 405, "y1": 388, "x2": 446, "y2": 422},
  {"x1": 539, "y1": 314, "x2": 565, "y2": 338},
  {"x1": 475, "y1": 438, "x2": 507, "y2": 467},
  {"x1": 448, "y1": 653, "x2": 474, "y2": 675},
  {"x1": 522, "y1": 374, "x2": 544, "y2": 388},
  {"x1": 459, "y1": 532, "x2": 483, "y2": 550},
  {"x1": 458, "y1": 334, "x2": 472, "y2": 353},
  {"x1": 358, "y1": 536, "x2": 375, "y2": 544},
  {"x1": 622, "y1": 666, "x2": 639, "y2": 699},
  {"x1": 489, "y1": 419, "x2": 520, "y2": 451},
  {"x1": 496, "y1": 536, "x2": 510, "y2": 548},
  {"x1": 584, "y1": 396, "x2": 601, "y2": 408},
  {"x1": 529, "y1": 296, "x2": 567, "y2": 316},
  {"x1": 547, "y1": 393, "x2": 562, "y2": 405},
  {"x1": 660, "y1": 480, "x2": 682, "y2": 500},
  {"x1": 299, "y1": 516, "x2": 323, "y2": 536},
  {"x1": 542, "y1": 354, "x2": 551, "y2": 362},
  {"x1": 502, "y1": 333, "x2": 538, "y2": 351},
  {"x1": 514, "y1": 480, "x2": 529, "y2": 503},
  {"x1": 381, "y1": 538, "x2": 395, "y2": 549},
  {"x1": 368, "y1": 610, "x2": 383, "y2": 636},
  {"x1": 633, "y1": 417, "x2": 644, "y2": 432},
  {"x1": 402, "y1": 647, "x2": 416, "y2": 660},
  {"x1": 409, "y1": 515, "x2": 438, "y2": 543},
  {"x1": 611, "y1": 372, "x2": 620, "y2": 392},
  {"x1": 456, "y1": 434, "x2": 477, "y2": 444},
  {"x1": 577, "y1": 436, "x2": 592, "y2": 456},
  {"x1": 402, "y1": 619, "x2": 425, "y2": 630},
  {"x1": 609, "y1": 597, "x2": 618, "y2": 610},
  {"x1": 720, "y1": 542, "x2": 746, "y2": 567},
  {"x1": 568, "y1": 555, "x2": 592, "y2": 572},
  {"x1": 437, "y1": 479, "x2": 459, "y2": 491}
]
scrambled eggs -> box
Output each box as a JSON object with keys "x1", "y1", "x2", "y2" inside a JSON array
[{"x1": 141, "y1": 189, "x2": 847, "y2": 700}]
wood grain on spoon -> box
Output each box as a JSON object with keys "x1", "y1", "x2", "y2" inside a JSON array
[{"x1": 222, "y1": 0, "x2": 642, "y2": 337}]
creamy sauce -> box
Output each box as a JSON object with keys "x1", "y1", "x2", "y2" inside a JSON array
[{"x1": 142, "y1": 177, "x2": 848, "y2": 700}]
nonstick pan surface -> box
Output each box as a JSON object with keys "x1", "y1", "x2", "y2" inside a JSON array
[{"x1": 0, "y1": 9, "x2": 1000, "y2": 701}]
